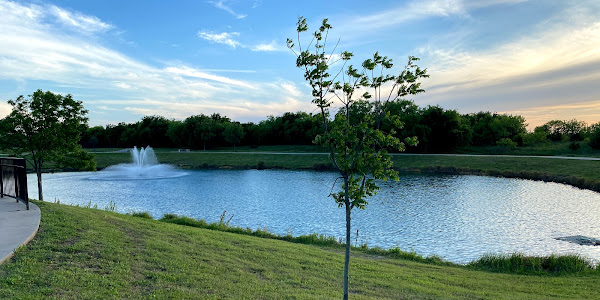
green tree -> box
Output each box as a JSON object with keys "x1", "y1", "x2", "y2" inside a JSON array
[
  {"x1": 223, "y1": 122, "x2": 245, "y2": 151},
  {"x1": 1, "y1": 90, "x2": 95, "y2": 201},
  {"x1": 288, "y1": 17, "x2": 428, "y2": 299}
]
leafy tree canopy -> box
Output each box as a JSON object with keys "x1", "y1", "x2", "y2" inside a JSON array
[{"x1": 1, "y1": 90, "x2": 94, "y2": 201}]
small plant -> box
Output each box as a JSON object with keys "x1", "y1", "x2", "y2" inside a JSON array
[
  {"x1": 219, "y1": 210, "x2": 234, "y2": 225},
  {"x1": 104, "y1": 201, "x2": 116, "y2": 212},
  {"x1": 129, "y1": 211, "x2": 153, "y2": 219},
  {"x1": 256, "y1": 161, "x2": 266, "y2": 170}
]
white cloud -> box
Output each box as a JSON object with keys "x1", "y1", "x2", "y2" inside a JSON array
[
  {"x1": 251, "y1": 41, "x2": 286, "y2": 52},
  {"x1": 423, "y1": 21, "x2": 600, "y2": 97},
  {"x1": 208, "y1": 0, "x2": 247, "y2": 19},
  {"x1": 165, "y1": 66, "x2": 255, "y2": 89},
  {"x1": 198, "y1": 30, "x2": 241, "y2": 48},
  {"x1": 50, "y1": 6, "x2": 112, "y2": 33},
  {"x1": 413, "y1": 5, "x2": 600, "y2": 127},
  {"x1": 333, "y1": 0, "x2": 467, "y2": 35},
  {"x1": 0, "y1": 0, "x2": 308, "y2": 124},
  {"x1": 0, "y1": 101, "x2": 11, "y2": 117},
  {"x1": 332, "y1": 0, "x2": 532, "y2": 38}
]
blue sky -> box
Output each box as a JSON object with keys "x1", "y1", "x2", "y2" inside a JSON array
[{"x1": 1, "y1": 0, "x2": 599, "y2": 128}]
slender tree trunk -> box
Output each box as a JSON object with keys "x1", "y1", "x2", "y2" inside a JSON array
[
  {"x1": 343, "y1": 176, "x2": 351, "y2": 300},
  {"x1": 36, "y1": 167, "x2": 43, "y2": 201},
  {"x1": 203, "y1": 141, "x2": 206, "y2": 151}
]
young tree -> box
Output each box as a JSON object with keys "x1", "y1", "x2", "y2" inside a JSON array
[
  {"x1": 288, "y1": 18, "x2": 428, "y2": 299},
  {"x1": 1, "y1": 90, "x2": 95, "y2": 201}
]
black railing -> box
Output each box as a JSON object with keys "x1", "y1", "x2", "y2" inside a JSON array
[{"x1": 0, "y1": 157, "x2": 29, "y2": 210}]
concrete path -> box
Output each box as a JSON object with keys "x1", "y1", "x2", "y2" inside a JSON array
[{"x1": 0, "y1": 197, "x2": 40, "y2": 264}]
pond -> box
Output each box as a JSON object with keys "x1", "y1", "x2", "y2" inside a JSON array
[{"x1": 28, "y1": 169, "x2": 600, "y2": 264}]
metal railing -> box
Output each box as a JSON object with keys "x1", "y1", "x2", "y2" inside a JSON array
[{"x1": 0, "y1": 157, "x2": 29, "y2": 210}]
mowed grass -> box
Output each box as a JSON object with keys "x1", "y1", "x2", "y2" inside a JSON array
[
  {"x1": 2, "y1": 201, "x2": 600, "y2": 299},
  {"x1": 93, "y1": 149, "x2": 600, "y2": 184}
]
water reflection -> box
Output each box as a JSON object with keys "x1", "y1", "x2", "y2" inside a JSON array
[{"x1": 29, "y1": 170, "x2": 600, "y2": 264}]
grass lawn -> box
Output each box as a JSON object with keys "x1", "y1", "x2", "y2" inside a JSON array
[
  {"x1": 455, "y1": 141, "x2": 600, "y2": 157},
  {"x1": 2, "y1": 201, "x2": 600, "y2": 299},
  {"x1": 91, "y1": 148, "x2": 600, "y2": 191}
]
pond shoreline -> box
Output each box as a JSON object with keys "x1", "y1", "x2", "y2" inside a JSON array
[{"x1": 57, "y1": 154, "x2": 600, "y2": 195}]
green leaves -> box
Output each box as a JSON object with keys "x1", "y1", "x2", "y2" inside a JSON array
[
  {"x1": 288, "y1": 17, "x2": 429, "y2": 212},
  {"x1": 3, "y1": 90, "x2": 93, "y2": 200}
]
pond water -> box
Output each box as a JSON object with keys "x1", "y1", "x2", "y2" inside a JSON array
[{"x1": 28, "y1": 169, "x2": 600, "y2": 264}]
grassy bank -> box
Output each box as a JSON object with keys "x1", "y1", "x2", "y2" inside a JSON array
[
  {"x1": 2, "y1": 201, "x2": 600, "y2": 299},
  {"x1": 92, "y1": 148, "x2": 600, "y2": 192}
]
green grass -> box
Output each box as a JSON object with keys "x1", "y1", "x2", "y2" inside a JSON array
[
  {"x1": 455, "y1": 141, "x2": 600, "y2": 157},
  {"x1": 91, "y1": 149, "x2": 600, "y2": 192},
  {"x1": 3, "y1": 201, "x2": 600, "y2": 299},
  {"x1": 468, "y1": 253, "x2": 595, "y2": 275}
]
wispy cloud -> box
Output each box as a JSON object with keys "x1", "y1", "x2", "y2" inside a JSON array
[
  {"x1": 49, "y1": 5, "x2": 112, "y2": 33},
  {"x1": 333, "y1": 0, "x2": 467, "y2": 35},
  {"x1": 198, "y1": 30, "x2": 241, "y2": 48},
  {"x1": 208, "y1": 0, "x2": 247, "y2": 19},
  {"x1": 251, "y1": 41, "x2": 286, "y2": 52},
  {"x1": 333, "y1": 0, "x2": 529, "y2": 37},
  {"x1": 198, "y1": 31, "x2": 286, "y2": 52},
  {"x1": 165, "y1": 66, "x2": 255, "y2": 89},
  {"x1": 414, "y1": 3, "x2": 600, "y2": 127},
  {"x1": 0, "y1": 0, "x2": 307, "y2": 124}
]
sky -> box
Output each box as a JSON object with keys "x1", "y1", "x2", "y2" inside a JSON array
[{"x1": 0, "y1": 0, "x2": 599, "y2": 129}]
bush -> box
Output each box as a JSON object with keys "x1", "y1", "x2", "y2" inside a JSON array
[
  {"x1": 568, "y1": 142, "x2": 581, "y2": 152},
  {"x1": 589, "y1": 127, "x2": 600, "y2": 149},
  {"x1": 468, "y1": 253, "x2": 594, "y2": 275},
  {"x1": 496, "y1": 138, "x2": 517, "y2": 148},
  {"x1": 129, "y1": 211, "x2": 153, "y2": 219},
  {"x1": 522, "y1": 131, "x2": 549, "y2": 146}
]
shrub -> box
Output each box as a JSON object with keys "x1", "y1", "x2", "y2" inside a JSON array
[
  {"x1": 568, "y1": 142, "x2": 581, "y2": 152},
  {"x1": 496, "y1": 138, "x2": 517, "y2": 148},
  {"x1": 129, "y1": 211, "x2": 153, "y2": 219},
  {"x1": 589, "y1": 127, "x2": 600, "y2": 149},
  {"x1": 468, "y1": 253, "x2": 594, "y2": 275},
  {"x1": 522, "y1": 131, "x2": 549, "y2": 146}
]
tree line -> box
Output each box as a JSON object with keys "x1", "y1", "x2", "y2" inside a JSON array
[{"x1": 79, "y1": 100, "x2": 600, "y2": 152}]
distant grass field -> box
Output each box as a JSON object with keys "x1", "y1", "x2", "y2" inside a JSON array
[
  {"x1": 455, "y1": 141, "x2": 600, "y2": 157},
  {"x1": 2, "y1": 201, "x2": 600, "y2": 299},
  {"x1": 91, "y1": 146, "x2": 600, "y2": 192}
]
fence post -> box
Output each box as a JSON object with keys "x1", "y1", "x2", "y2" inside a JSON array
[
  {"x1": 14, "y1": 163, "x2": 19, "y2": 203},
  {"x1": 18, "y1": 160, "x2": 29, "y2": 210},
  {"x1": 0, "y1": 165, "x2": 3, "y2": 198}
]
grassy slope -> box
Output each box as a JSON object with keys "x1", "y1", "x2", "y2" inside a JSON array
[{"x1": 2, "y1": 201, "x2": 600, "y2": 299}]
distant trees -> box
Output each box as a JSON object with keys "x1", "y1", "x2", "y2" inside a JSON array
[{"x1": 77, "y1": 106, "x2": 599, "y2": 152}]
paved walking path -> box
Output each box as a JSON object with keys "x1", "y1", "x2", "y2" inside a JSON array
[{"x1": 0, "y1": 197, "x2": 40, "y2": 264}]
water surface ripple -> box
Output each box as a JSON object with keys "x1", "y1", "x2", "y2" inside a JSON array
[{"x1": 28, "y1": 170, "x2": 600, "y2": 264}]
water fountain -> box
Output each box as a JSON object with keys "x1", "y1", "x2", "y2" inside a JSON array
[{"x1": 89, "y1": 146, "x2": 188, "y2": 180}]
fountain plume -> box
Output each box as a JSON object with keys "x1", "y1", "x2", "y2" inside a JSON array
[{"x1": 89, "y1": 146, "x2": 188, "y2": 180}]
